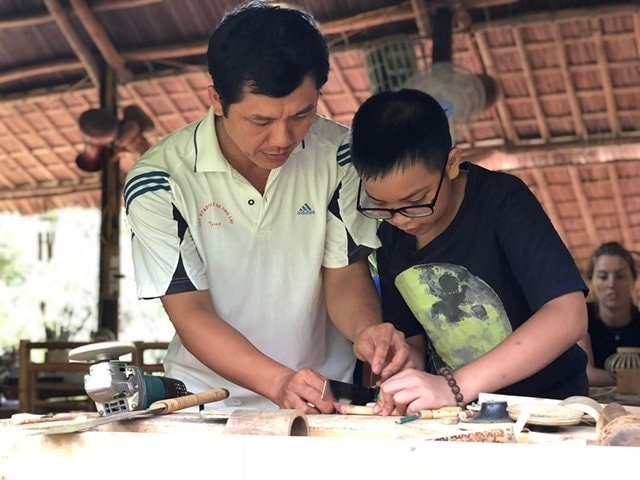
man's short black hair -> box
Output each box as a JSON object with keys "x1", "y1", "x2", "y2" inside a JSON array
[
  {"x1": 350, "y1": 89, "x2": 452, "y2": 180},
  {"x1": 207, "y1": 1, "x2": 329, "y2": 114}
]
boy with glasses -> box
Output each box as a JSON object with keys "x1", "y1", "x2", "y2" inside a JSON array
[{"x1": 349, "y1": 88, "x2": 589, "y2": 414}]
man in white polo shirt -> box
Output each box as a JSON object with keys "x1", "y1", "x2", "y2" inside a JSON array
[{"x1": 123, "y1": 2, "x2": 412, "y2": 412}]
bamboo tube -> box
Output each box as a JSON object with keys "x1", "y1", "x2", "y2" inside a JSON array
[{"x1": 224, "y1": 409, "x2": 309, "y2": 436}]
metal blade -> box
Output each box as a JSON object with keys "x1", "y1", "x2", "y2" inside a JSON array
[
  {"x1": 321, "y1": 379, "x2": 378, "y2": 405},
  {"x1": 35, "y1": 406, "x2": 165, "y2": 435}
]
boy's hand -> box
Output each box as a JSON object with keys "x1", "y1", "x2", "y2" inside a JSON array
[{"x1": 373, "y1": 369, "x2": 453, "y2": 416}]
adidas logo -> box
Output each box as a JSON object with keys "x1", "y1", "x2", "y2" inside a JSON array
[{"x1": 297, "y1": 202, "x2": 315, "y2": 215}]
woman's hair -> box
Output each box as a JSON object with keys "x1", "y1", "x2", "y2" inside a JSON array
[{"x1": 586, "y1": 241, "x2": 638, "y2": 280}]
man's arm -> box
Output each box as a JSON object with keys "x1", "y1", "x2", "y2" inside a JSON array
[
  {"x1": 161, "y1": 290, "x2": 335, "y2": 412},
  {"x1": 323, "y1": 258, "x2": 412, "y2": 380}
]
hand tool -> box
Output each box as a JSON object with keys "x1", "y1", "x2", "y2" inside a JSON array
[
  {"x1": 35, "y1": 388, "x2": 230, "y2": 435},
  {"x1": 68, "y1": 341, "x2": 189, "y2": 415},
  {"x1": 321, "y1": 379, "x2": 378, "y2": 405}
]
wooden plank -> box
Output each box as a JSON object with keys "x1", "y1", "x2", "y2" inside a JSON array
[
  {"x1": 42, "y1": 0, "x2": 100, "y2": 87},
  {"x1": 513, "y1": 26, "x2": 550, "y2": 141}
]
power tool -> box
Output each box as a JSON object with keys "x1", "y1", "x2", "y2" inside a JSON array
[{"x1": 69, "y1": 341, "x2": 188, "y2": 416}]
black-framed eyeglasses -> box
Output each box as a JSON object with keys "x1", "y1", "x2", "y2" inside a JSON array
[{"x1": 356, "y1": 160, "x2": 448, "y2": 220}]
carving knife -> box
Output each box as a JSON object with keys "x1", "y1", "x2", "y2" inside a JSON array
[
  {"x1": 32, "y1": 388, "x2": 230, "y2": 435},
  {"x1": 321, "y1": 379, "x2": 378, "y2": 405}
]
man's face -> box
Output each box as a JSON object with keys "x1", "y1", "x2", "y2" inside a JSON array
[
  {"x1": 591, "y1": 254, "x2": 635, "y2": 309},
  {"x1": 211, "y1": 75, "x2": 319, "y2": 170}
]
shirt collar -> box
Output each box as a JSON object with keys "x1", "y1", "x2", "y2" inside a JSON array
[{"x1": 193, "y1": 107, "x2": 229, "y2": 173}]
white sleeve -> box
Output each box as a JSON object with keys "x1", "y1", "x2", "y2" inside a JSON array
[
  {"x1": 124, "y1": 167, "x2": 208, "y2": 299},
  {"x1": 323, "y1": 137, "x2": 380, "y2": 268}
]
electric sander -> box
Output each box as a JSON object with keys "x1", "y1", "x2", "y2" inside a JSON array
[{"x1": 69, "y1": 341, "x2": 188, "y2": 416}]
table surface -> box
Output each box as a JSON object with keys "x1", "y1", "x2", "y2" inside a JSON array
[{"x1": 2, "y1": 403, "x2": 639, "y2": 480}]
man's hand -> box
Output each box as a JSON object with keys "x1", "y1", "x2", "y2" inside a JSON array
[
  {"x1": 273, "y1": 368, "x2": 335, "y2": 414},
  {"x1": 353, "y1": 323, "x2": 413, "y2": 381}
]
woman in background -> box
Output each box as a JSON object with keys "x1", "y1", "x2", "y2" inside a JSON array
[{"x1": 580, "y1": 242, "x2": 640, "y2": 386}]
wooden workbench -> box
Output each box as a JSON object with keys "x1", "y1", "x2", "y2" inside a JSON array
[{"x1": 1, "y1": 409, "x2": 638, "y2": 480}]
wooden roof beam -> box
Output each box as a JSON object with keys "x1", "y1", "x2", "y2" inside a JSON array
[
  {"x1": 121, "y1": 41, "x2": 206, "y2": 62},
  {"x1": 473, "y1": 31, "x2": 518, "y2": 143},
  {"x1": 0, "y1": 58, "x2": 83, "y2": 86},
  {"x1": 42, "y1": 0, "x2": 100, "y2": 87},
  {"x1": 70, "y1": 0, "x2": 133, "y2": 82},
  {"x1": 635, "y1": 12, "x2": 640, "y2": 60},
  {"x1": 471, "y1": 3, "x2": 640, "y2": 31},
  {"x1": 409, "y1": 0, "x2": 429, "y2": 38},
  {"x1": 531, "y1": 168, "x2": 567, "y2": 244},
  {"x1": 481, "y1": 32, "x2": 636, "y2": 52},
  {"x1": 475, "y1": 138, "x2": 640, "y2": 171},
  {"x1": 0, "y1": 178, "x2": 100, "y2": 201},
  {"x1": 328, "y1": 57, "x2": 360, "y2": 111},
  {"x1": 512, "y1": 27, "x2": 550, "y2": 141},
  {"x1": 607, "y1": 163, "x2": 634, "y2": 248},
  {"x1": 590, "y1": 18, "x2": 621, "y2": 136},
  {"x1": 320, "y1": 1, "x2": 416, "y2": 36},
  {"x1": 568, "y1": 165, "x2": 599, "y2": 247},
  {"x1": 551, "y1": 23, "x2": 586, "y2": 139},
  {"x1": 0, "y1": 0, "x2": 163, "y2": 30}
]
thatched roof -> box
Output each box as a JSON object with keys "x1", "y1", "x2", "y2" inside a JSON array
[{"x1": 0, "y1": 0, "x2": 639, "y2": 270}]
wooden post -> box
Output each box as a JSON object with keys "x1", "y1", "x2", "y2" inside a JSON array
[{"x1": 97, "y1": 63, "x2": 120, "y2": 338}]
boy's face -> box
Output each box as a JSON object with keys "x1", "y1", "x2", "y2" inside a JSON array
[
  {"x1": 361, "y1": 151, "x2": 461, "y2": 238},
  {"x1": 209, "y1": 75, "x2": 318, "y2": 171}
]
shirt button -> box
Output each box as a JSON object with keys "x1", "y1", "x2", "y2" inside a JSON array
[{"x1": 248, "y1": 199, "x2": 255, "y2": 205}]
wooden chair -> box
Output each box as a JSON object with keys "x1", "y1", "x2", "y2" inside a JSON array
[
  {"x1": 18, "y1": 340, "x2": 93, "y2": 414},
  {"x1": 132, "y1": 341, "x2": 169, "y2": 375}
]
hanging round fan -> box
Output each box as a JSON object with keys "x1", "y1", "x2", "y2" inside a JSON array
[{"x1": 404, "y1": 61, "x2": 497, "y2": 125}]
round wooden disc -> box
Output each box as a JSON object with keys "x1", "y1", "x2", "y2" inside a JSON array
[
  {"x1": 68, "y1": 341, "x2": 136, "y2": 363},
  {"x1": 507, "y1": 403, "x2": 584, "y2": 426}
]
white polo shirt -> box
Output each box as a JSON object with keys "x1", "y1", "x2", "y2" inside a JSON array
[{"x1": 124, "y1": 108, "x2": 380, "y2": 410}]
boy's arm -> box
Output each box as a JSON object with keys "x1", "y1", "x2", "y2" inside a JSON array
[
  {"x1": 376, "y1": 291, "x2": 587, "y2": 414},
  {"x1": 454, "y1": 290, "x2": 587, "y2": 402}
]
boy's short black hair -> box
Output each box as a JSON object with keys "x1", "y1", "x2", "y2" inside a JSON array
[
  {"x1": 350, "y1": 89, "x2": 452, "y2": 180},
  {"x1": 207, "y1": 1, "x2": 329, "y2": 114}
]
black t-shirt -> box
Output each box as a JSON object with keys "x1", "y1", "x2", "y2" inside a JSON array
[
  {"x1": 587, "y1": 302, "x2": 640, "y2": 368},
  {"x1": 377, "y1": 163, "x2": 588, "y2": 399}
]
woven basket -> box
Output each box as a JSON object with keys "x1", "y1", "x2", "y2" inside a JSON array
[{"x1": 605, "y1": 347, "x2": 640, "y2": 395}]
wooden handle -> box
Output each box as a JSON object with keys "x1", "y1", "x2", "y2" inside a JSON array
[
  {"x1": 418, "y1": 406, "x2": 462, "y2": 419},
  {"x1": 149, "y1": 388, "x2": 230, "y2": 414}
]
